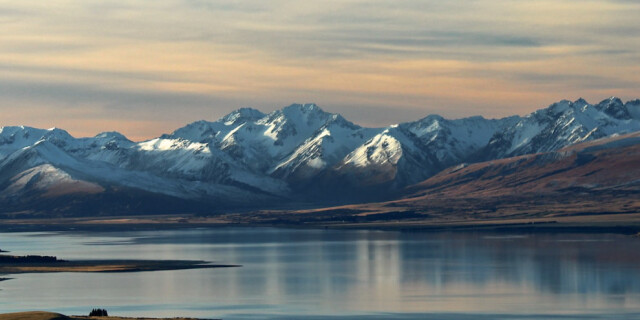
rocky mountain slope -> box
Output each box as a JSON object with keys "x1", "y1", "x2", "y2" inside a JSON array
[
  {"x1": 404, "y1": 131, "x2": 640, "y2": 200},
  {"x1": 260, "y1": 132, "x2": 640, "y2": 226},
  {"x1": 1, "y1": 97, "x2": 639, "y2": 216}
]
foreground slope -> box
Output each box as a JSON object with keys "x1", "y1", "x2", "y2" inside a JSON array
[{"x1": 0, "y1": 312, "x2": 70, "y2": 320}]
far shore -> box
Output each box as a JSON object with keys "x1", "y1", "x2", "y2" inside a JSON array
[{"x1": 0, "y1": 212, "x2": 640, "y2": 235}]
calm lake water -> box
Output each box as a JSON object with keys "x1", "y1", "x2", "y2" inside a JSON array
[{"x1": 1, "y1": 227, "x2": 640, "y2": 319}]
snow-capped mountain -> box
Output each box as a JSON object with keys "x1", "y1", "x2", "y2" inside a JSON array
[
  {"x1": 1, "y1": 97, "x2": 639, "y2": 215},
  {"x1": 475, "y1": 97, "x2": 640, "y2": 160},
  {"x1": 403, "y1": 131, "x2": 640, "y2": 201}
]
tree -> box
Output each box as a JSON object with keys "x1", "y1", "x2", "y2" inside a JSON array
[{"x1": 89, "y1": 308, "x2": 108, "y2": 317}]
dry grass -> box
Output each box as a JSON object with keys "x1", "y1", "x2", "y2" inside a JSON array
[{"x1": 0, "y1": 312, "x2": 69, "y2": 320}]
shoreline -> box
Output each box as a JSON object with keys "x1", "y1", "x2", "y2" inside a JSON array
[
  {"x1": 0, "y1": 312, "x2": 217, "y2": 320},
  {"x1": 0, "y1": 258, "x2": 239, "y2": 276},
  {"x1": 1, "y1": 213, "x2": 640, "y2": 235}
]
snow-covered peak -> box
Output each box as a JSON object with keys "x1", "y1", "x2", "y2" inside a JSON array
[
  {"x1": 401, "y1": 114, "x2": 505, "y2": 163},
  {"x1": 479, "y1": 97, "x2": 640, "y2": 159},
  {"x1": 406, "y1": 115, "x2": 444, "y2": 133},
  {"x1": 523, "y1": 99, "x2": 589, "y2": 122},
  {"x1": 254, "y1": 104, "x2": 335, "y2": 152},
  {"x1": 627, "y1": 99, "x2": 640, "y2": 119},
  {"x1": 416, "y1": 114, "x2": 446, "y2": 123},
  {"x1": 573, "y1": 98, "x2": 589, "y2": 108},
  {"x1": 269, "y1": 113, "x2": 373, "y2": 181},
  {"x1": 220, "y1": 107, "x2": 266, "y2": 125},
  {"x1": 547, "y1": 100, "x2": 573, "y2": 114},
  {"x1": 343, "y1": 133, "x2": 403, "y2": 168},
  {"x1": 168, "y1": 108, "x2": 268, "y2": 143},
  {"x1": 0, "y1": 125, "x2": 35, "y2": 140},
  {"x1": 0, "y1": 126, "x2": 74, "y2": 159},
  {"x1": 283, "y1": 103, "x2": 322, "y2": 114},
  {"x1": 605, "y1": 96, "x2": 623, "y2": 104},
  {"x1": 271, "y1": 103, "x2": 332, "y2": 125},
  {"x1": 65, "y1": 131, "x2": 135, "y2": 155},
  {"x1": 167, "y1": 120, "x2": 228, "y2": 143},
  {"x1": 0, "y1": 125, "x2": 72, "y2": 140},
  {"x1": 595, "y1": 97, "x2": 632, "y2": 120},
  {"x1": 94, "y1": 131, "x2": 130, "y2": 141}
]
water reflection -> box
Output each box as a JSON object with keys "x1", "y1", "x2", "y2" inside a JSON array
[{"x1": 1, "y1": 228, "x2": 640, "y2": 318}]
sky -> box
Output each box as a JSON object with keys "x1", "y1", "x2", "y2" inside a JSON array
[{"x1": 1, "y1": 0, "x2": 639, "y2": 141}]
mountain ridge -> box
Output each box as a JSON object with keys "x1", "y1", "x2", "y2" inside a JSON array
[{"x1": 1, "y1": 97, "x2": 639, "y2": 216}]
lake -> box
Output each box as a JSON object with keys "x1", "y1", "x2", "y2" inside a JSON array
[{"x1": 1, "y1": 227, "x2": 640, "y2": 319}]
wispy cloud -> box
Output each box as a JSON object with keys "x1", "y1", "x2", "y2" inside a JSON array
[{"x1": 0, "y1": 0, "x2": 638, "y2": 139}]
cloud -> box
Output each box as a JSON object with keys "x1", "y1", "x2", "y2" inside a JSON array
[{"x1": 0, "y1": 0, "x2": 638, "y2": 139}]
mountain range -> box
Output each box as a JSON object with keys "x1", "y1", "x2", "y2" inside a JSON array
[{"x1": 1, "y1": 97, "x2": 639, "y2": 217}]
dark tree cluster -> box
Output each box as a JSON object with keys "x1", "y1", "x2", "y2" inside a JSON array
[
  {"x1": 0, "y1": 255, "x2": 61, "y2": 264},
  {"x1": 89, "y1": 308, "x2": 109, "y2": 317}
]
